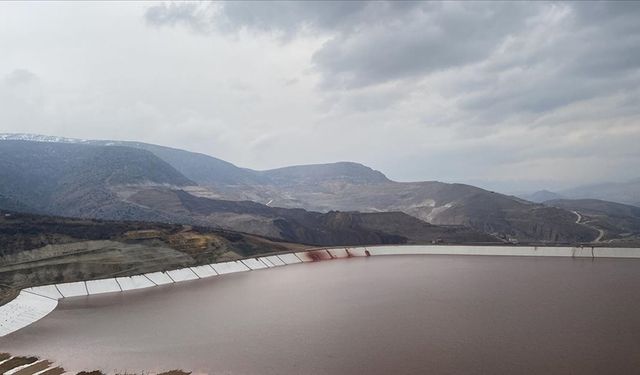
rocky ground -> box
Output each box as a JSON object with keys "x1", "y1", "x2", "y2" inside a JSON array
[{"x1": 0, "y1": 210, "x2": 304, "y2": 305}]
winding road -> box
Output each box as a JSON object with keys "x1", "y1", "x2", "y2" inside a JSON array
[{"x1": 572, "y1": 210, "x2": 605, "y2": 243}]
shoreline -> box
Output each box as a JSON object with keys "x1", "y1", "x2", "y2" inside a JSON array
[{"x1": 2, "y1": 244, "x2": 640, "y2": 337}]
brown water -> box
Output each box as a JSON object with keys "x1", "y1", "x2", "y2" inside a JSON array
[{"x1": 2, "y1": 255, "x2": 640, "y2": 374}]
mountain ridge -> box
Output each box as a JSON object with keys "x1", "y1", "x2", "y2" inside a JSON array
[
  {"x1": 0, "y1": 133, "x2": 387, "y2": 186},
  {"x1": 559, "y1": 179, "x2": 640, "y2": 207},
  {"x1": 518, "y1": 190, "x2": 565, "y2": 203},
  {"x1": 0, "y1": 133, "x2": 612, "y2": 243},
  {"x1": 0, "y1": 140, "x2": 193, "y2": 221}
]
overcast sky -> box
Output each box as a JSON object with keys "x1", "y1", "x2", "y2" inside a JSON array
[{"x1": 1, "y1": 1, "x2": 639, "y2": 192}]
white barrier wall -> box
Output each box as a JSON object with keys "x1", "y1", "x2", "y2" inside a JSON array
[
  {"x1": 327, "y1": 249, "x2": 350, "y2": 258},
  {"x1": 594, "y1": 247, "x2": 639, "y2": 258},
  {"x1": 345, "y1": 247, "x2": 370, "y2": 257},
  {"x1": 296, "y1": 250, "x2": 333, "y2": 262},
  {"x1": 365, "y1": 245, "x2": 598, "y2": 258},
  {"x1": 3, "y1": 245, "x2": 639, "y2": 338}
]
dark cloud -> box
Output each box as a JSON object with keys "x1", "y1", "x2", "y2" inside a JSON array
[
  {"x1": 145, "y1": 2, "x2": 541, "y2": 87},
  {"x1": 216, "y1": 1, "x2": 369, "y2": 34},
  {"x1": 145, "y1": 1, "x2": 421, "y2": 36},
  {"x1": 312, "y1": 3, "x2": 541, "y2": 89},
  {"x1": 451, "y1": 2, "x2": 640, "y2": 120},
  {"x1": 145, "y1": 2, "x2": 216, "y2": 33},
  {"x1": 145, "y1": 2, "x2": 640, "y2": 95}
]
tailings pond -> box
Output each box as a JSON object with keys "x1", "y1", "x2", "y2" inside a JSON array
[{"x1": 2, "y1": 255, "x2": 640, "y2": 374}]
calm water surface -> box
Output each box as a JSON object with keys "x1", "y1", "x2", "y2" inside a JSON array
[{"x1": 2, "y1": 255, "x2": 640, "y2": 374}]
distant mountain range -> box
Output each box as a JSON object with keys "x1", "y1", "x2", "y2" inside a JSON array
[
  {"x1": 3, "y1": 133, "x2": 634, "y2": 245},
  {"x1": 519, "y1": 190, "x2": 565, "y2": 203},
  {"x1": 520, "y1": 179, "x2": 640, "y2": 207},
  {"x1": 0, "y1": 137, "x2": 495, "y2": 246},
  {"x1": 559, "y1": 179, "x2": 640, "y2": 207}
]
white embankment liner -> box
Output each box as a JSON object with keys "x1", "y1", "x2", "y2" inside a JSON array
[
  {"x1": 0, "y1": 291, "x2": 58, "y2": 337},
  {"x1": 296, "y1": 250, "x2": 332, "y2": 262},
  {"x1": 144, "y1": 272, "x2": 174, "y2": 285},
  {"x1": 365, "y1": 245, "x2": 597, "y2": 258},
  {"x1": 211, "y1": 261, "x2": 251, "y2": 274},
  {"x1": 116, "y1": 275, "x2": 155, "y2": 291},
  {"x1": 2, "y1": 245, "x2": 639, "y2": 337},
  {"x1": 278, "y1": 253, "x2": 303, "y2": 264},
  {"x1": 593, "y1": 247, "x2": 639, "y2": 258},
  {"x1": 345, "y1": 247, "x2": 370, "y2": 257},
  {"x1": 258, "y1": 257, "x2": 276, "y2": 268},
  {"x1": 241, "y1": 258, "x2": 269, "y2": 270},
  {"x1": 190, "y1": 265, "x2": 218, "y2": 278},
  {"x1": 166, "y1": 268, "x2": 199, "y2": 282},
  {"x1": 264, "y1": 255, "x2": 286, "y2": 266},
  {"x1": 86, "y1": 278, "x2": 121, "y2": 295},
  {"x1": 327, "y1": 248, "x2": 350, "y2": 258},
  {"x1": 25, "y1": 285, "x2": 63, "y2": 300},
  {"x1": 55, "y1": 281, "x2": 88, "y2": 297}
]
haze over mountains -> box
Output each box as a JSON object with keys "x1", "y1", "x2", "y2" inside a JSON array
[
  {"x1": 0, "y1": 136, "x2": 495, "y2": 246},
  {"x1": 520, "y1": 179, "x2": 640, "y2": 207},
  {"x1": 1, "y1": 133, "x2": 639, "y2": 245},
  {"x1": 558, "y1": 179, "x2": 640, "y2": 207}
]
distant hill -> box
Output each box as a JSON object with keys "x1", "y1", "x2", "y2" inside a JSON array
[
  {"x1": 0, "y1": 139, "x2": 497, "y2": 246},
  {"x1": 559, "y1": 178, "x2": 640, "y2": 207},
  {"x1": 263, "y1": 162, "x2": 389, "y2": 185},
  {"x1": 123, "y1": 188, "x2": 497, "y2": 246},
  {"x1": 0, "y1": 134, "x2": 603, "y2": 244},
  {"x1": 104, "y1": 141, "x2": 268, "y2": 186},
  {"x1": 544, "y1": 199, "x2": 640, "y2": 243},
  {"x1": 0, "y1": 194, "x2": 36, "y2": 214},
  {"x1": 0, "y1": 133, "x2": 265, "y2": 186},
  {"x1": 187, "y1": 178, "x2": 597, "y2": 243},
  {"x1": 519, "y1": 190, "x2": 564, "y2": 203},
  {"x1": 0, "y1": 140, "x2": 193, "y2": 221}
]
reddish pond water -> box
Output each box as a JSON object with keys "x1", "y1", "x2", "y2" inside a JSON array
[{"x1": 2, "y1": 255, "x2": 640, "y2": 374}]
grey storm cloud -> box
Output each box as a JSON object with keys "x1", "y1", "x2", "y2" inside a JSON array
[
  {"x1": 145, "y1": 1, "x2": 415, "y2": 36},
  {"x1": 145, "y1": 2, "x2": 213, "y2": 33},
  {"x1": 144, "y1": 2, "x2": 640, "y2": 120},
  {"x1": 310, "y1": 2, "x2": 540, "y2": 89},
  {"x1": 453, "y1": 2, "x2": 640, "y2": 119},
  {"x1": 145, "y1": 2, "x2": 538, "y2": 87}
]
